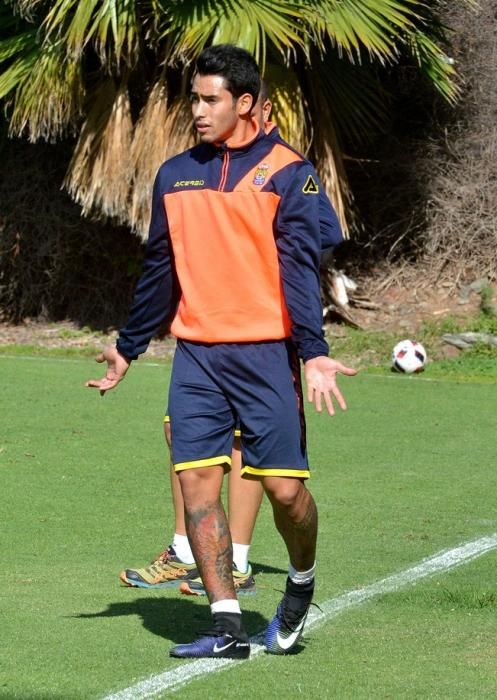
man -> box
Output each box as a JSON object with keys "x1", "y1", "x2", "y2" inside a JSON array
[
  {"x1": 119, "y1": 87, "x2": 344, "y2": 598},
  {"x1": 87, "y1": 44, "x2": 355, "y2": 659}
]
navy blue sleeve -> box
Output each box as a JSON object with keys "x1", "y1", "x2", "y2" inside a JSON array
[
  {"x1": 274, "y1": 163, "x2": 329, "y2": 362},
  {"x1": 269, "y1": 127, "x2": 342, "y2": 253},
  {"x1": 116, "y1": 170, "x2": 177, "y2": 360},
  {"x1": 317, "y1": 179, "x2": 343, "y2": 254}
]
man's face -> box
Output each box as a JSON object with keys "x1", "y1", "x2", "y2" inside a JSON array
[{"x1": 191, "y1": 74, "x2": 241, "y2": 144}]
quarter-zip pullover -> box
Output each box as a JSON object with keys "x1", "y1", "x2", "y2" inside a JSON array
[{"x1": 117, "y1": 127, "x2": 331, "y2": 362}]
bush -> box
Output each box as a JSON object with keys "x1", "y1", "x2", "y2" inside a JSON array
[{"x1": 0, "y1": 130, "x2": 144, "y2": 329}]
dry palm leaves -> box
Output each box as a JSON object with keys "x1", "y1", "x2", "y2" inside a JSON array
[
  {"x1": 64, "y1": 79, "x2": 133, "y2": 223},
  {"x1": 130, "y1": 83, "x2": 194, "y2": 238},
  {"x1": 306, "y1": 85, "x2": 352, "y2": 241}
]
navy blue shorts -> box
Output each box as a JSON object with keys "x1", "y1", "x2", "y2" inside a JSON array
[
  {"x1": 164, "y1": 414, "x2": 242, "y2": 438},
  {"x1": 168, "y1": 339, "x2": 308, "y2": 478}
]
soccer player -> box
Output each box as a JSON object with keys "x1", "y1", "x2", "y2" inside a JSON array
[
  {"x1": 87, "y1": 44, "x2": 356, "y2": 659},
  {"x1": 118, "y1": 87, "x2": 343, "y2": 597}
]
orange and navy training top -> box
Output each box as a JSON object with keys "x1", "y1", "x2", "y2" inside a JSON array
[{"x1": 117, "y1": 126, "x2": 335, "y2": 362}]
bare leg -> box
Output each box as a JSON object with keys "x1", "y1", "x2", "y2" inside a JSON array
[
  {"x1": 227, "y1": 437, "x2": 263, "y2": 546},
  {"x1": 164, "y1": 422, "x2": 187, "y2": 536},
  {"x1": 262, "y1": 476, "x2": 317, "y2": 570},
  {"x1": 178, "y1": 465, "x2": 237, "y2": 603},
  {"x1": 169, "y1": 427, "x2": 264, "y2": 542},
  {"x1": 170, "y1": 430, "x2": 263, "y2": 548}
]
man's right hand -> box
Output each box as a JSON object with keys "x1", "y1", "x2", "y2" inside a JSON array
[{"x1": 85, "y1": 346, "x2": 131, "y2": 396}]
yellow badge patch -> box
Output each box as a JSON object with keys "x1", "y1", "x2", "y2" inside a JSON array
[{"x1": 302, "y1": 175, "x2": 319, "y2": 194}]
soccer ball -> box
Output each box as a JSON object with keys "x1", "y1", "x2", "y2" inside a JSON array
[{"x1": 392, "y1": 339, "x2": 427, "y2": 374}]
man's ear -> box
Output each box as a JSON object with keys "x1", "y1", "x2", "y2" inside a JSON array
[{"x1": 237, "y1": 93, "x2": 254, "y2": 117}]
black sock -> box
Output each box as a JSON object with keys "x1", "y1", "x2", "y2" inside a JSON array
[
  {"x1": 212, "y1": 612, "x2": 248, "y2": 640},
  {"x1": 285, "y1": 576, "x2": 315, "y2": 598}
]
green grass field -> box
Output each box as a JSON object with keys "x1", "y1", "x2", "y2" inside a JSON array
[{"x1": 2, "y1": 351, "x2": 497, "y2": 699}]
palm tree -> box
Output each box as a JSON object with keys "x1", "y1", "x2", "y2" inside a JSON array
[{"x1": 0, "y1": 1, "x2": 466, "y2": 239}]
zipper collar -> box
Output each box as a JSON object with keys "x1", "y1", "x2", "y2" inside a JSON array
[{"x1": 216, "y1": 118, "x2": 263, "y2": 157}]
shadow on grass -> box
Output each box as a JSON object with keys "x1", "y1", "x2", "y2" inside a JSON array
[
  {"x1": 250, "y1": 561, "x2": 287, "y2": 575},
  {"x1": 73, "y1": 596, "x2": 267, "y2": 644}
]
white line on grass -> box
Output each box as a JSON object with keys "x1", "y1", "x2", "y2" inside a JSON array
[{"x1": 102, "y1": 533, "x2": 497, "y2": 700}]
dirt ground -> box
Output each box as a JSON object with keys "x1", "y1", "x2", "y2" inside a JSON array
[
  {"x1": 0, "y1": 279, "x2": 488, "y2": 361},
  {"x1": 349, "y1": 280, "x2": 484, "y2": 333}
]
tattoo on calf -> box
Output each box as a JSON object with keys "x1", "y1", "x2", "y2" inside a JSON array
[{"x1": 185, "y1": 501, "x2": 234, "y2": 600}]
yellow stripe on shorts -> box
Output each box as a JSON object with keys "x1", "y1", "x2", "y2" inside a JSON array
[
  {"x1": 174, "y1": 455, "x2": 232, "y2": 472},
  {"x1": 241, "y1": 465, "x2": 310, "y2": 479}
]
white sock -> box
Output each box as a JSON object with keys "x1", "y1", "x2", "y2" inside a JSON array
[
  {"x1": 288, "y1": 561, "x2": 316, "y2": 585},
  {"x1": 232, "y1": 543, "x2": 250, "y2": 573},
  {"x1": 172, "y1": 533, "x2": 195, "y2": 564},
  {"x1": 211, "y1": 599, "x2": 241, "y2": 615}
]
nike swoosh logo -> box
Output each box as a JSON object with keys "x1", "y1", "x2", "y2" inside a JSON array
[
  {"x1": 275, "y1": 618, "x2": 305, "y2": 650},
  {"x1": 213, "y1": 640, "x2": 238, "y2": 653}
]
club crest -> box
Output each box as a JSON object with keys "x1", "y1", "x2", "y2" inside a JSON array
[{"x1": 253, "y1": 163, "x2": 269, "y2": 186}]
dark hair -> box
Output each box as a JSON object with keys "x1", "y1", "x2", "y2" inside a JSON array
[
  {"x1": 195, "y1": 44, "x2": 260, "y2": 107},
  {"x1": 259, "y1": 79, "x2": 269, "y2": 102}
]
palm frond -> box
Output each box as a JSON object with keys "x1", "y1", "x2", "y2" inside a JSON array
[
  {"x1": 311, "y1": 0, "x2": 421, "y2": 63},
  {"x1": 5, "y1": 1, "x2": 42, "y2": 23},
  {"x1": 0, "y1": 0, "x2": 470, "y2": 240},
  {"x1": 156, "y1": 0, "x2": 307, "y2": 68},
  {"x1": 0, "y1": 36, "x2": 83, "y2": 141},
  {"x1": 0, "y1": 28, "x2": 38, "y2": 100},
  {"x1": 0, "y1": 4, "x2": 40, "y2": 94},
  {"x1": 9, "y1": 1, "x2": 45, "y2": 16},
  {"x1": 64, "y1": 79, "x2": 133, "y2": 221},
  {"x1": 43, "y1": 0, "x2": 140, "y2": 68},
  {"x1": 0, "y1": 29, "x2": 37, "y2": 63},
  {"x1": 406, "y1": 29, "x2": 459, "y2": 104}
]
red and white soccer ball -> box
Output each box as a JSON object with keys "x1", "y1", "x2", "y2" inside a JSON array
[{"x1": 392, "y1": 339, "x2": 427, "y2": 374}]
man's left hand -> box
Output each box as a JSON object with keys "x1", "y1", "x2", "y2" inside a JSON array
[{"x1": 304, "y1": 356, "x2": 357, "y2": 415}]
